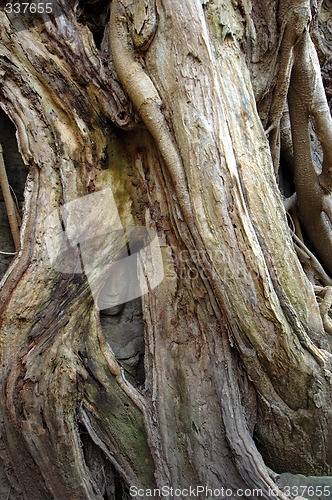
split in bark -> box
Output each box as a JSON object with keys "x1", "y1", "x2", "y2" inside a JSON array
[{"x1": 0, "y1": 145, "x2": 21, "y2": 251}]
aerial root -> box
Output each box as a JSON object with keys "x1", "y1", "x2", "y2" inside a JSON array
[
  {"x1": 292, "y1": 233, "x2": 332, "y2": 287},
  {"x1": 0, "y1": 144, "x2": 21, "y2": 252},
  {"x1": 314, "y1": 286, "x2": 332, "y2": 336}
]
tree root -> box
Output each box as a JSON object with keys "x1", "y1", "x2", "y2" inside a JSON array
[
  {"x1": 314, "y1": 286, "x2": 332, "y2": 336},
  {"x1": 293, "y1": 232, "x2": 332, "y2": 286},
  {"x1": 265, "y1": 2, "x2": 311, "y2": 172},
  {"x1": 0, "y1": 144, "x2": 21, "y2": 251},
  {"x1": 109, "y1": 0, "x2": 196, "y2": 236},
  {"x1": 285, "y1": 195, "x2": 332, "y2": 339},
  {"x1": 283, "y1": 193, "x2": 297, "y2": 212},
  {"x1": 266, "y1": 0, "x2": 332, "y2": 277},
  {"x1": 288, "y1": 32, "x2": 332, "y2": 276}
]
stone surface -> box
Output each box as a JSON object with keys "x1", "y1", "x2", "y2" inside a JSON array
[
  {"x1": 277, "y1": 473, "x2": 332, "y2": 500},
  {"x1": 100, "y1": 297, "x2": 145, "y2": 386}
]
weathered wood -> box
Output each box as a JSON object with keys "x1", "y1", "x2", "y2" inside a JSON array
[{"x1": 0, "y1": 145, "x2": 20, "y2": 251}]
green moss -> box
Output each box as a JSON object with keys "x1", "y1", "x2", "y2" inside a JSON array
[
  {"x1": 173, "y1": 368, "x2": 194, "y2": 439},
  {"x1": 85, "y1": 376, "x2": 155, "y2": 486}
]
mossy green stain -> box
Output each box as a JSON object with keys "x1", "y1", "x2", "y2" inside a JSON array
[
  {"x1": 85, "y1": 378, "x2": 154, "y2": 486},
  {"x1": 173, "y1": 368, "x2": 194, "y2": 439}
]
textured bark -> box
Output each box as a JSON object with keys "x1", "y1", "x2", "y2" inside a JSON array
[
  {"x1": 0, "y1": 1, "x2": 331, "y2": 499},
  {"x1": 249, "y1": 0, "x2": 332, "y2": 276}
]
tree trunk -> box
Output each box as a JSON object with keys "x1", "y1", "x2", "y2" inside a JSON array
[{"x1": 0, "y1": 1, "x2": 331, "y2": 499}]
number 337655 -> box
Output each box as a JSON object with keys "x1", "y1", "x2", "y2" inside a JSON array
[{"x1": 5, "y1": 3, "x2": 53, "y2": 14}]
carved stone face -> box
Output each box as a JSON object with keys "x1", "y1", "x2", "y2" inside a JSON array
[
  {"x1": 97, "y1": 256, "x2": 137, "y2": 312},
  {"x1": 99, "y1": 258, "x2": 145, "y2": 386}
]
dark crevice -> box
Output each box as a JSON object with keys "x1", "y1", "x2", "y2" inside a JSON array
[
  {"x1": 0, "y1": 109, "x2": 27, "y2": 280},
  {"x1": 76, "y1": 0, "x2": 110, "y2": 50},
  {"x1": 78, "y1": 421, "x2": 130, "y2": 499},
  {"x1": 278, "y1": 154, "x2": 295, "y2": 198}
]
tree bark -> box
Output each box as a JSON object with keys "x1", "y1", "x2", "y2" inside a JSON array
[{"x1": 0, "y1": 1, "x2": 331, "y2": 499}]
